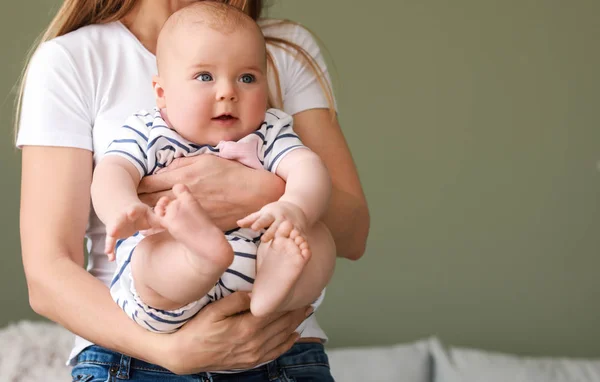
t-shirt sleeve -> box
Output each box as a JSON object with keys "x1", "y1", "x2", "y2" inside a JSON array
[
  {"x1": 260, "y1": 109, "x2": 307, "y2": 174},
  {"x1": 103, "y1": 114, "x2": 151, "y2": 178},
  {"x1": 16, "y1": 41, "x2": 93, "y2": 150},
  {"x1": 265, "y1": 22, "x2": 338, "y2": 116}
]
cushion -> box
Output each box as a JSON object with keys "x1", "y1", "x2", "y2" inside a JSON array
[
  {"x1": 327, "y1": 337, "x2": 439, "y2": 382},
  {"x1": 0, "y1": 320, "x2": 73, "y2": 382},
  {"x1": 431, "y1": 341, "x2": 600, "y2": 382}
]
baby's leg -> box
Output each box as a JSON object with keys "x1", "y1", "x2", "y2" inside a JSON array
[
  {"x1": 251, "y1": 221, "x2": 336, "y2": 317},
  {"x1": 131, "y1": 185, "x2": 233, "y2": 311}
]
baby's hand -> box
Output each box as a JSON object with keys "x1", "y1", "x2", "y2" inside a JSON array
[
  {"x1": 104, "y1": 203, "x2": 159, "y2": 261},
  {"x1": 237, "y1": 201, "x2": 307, "y2": 242}
]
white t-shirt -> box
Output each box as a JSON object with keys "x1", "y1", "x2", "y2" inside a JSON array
[{"x1": 17, "y1": 19, "x2": 335, "y2": 366}]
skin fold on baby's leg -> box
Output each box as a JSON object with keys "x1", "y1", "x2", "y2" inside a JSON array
[
  {"x1": 251, "y1": 221, "x2": 336, "y2": 317},
  {"x1": 131, "y1": 184, "x2": 234, "y2": 311}
]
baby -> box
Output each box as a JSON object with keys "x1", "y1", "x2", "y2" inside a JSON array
[{"x1": 91, "y1": 2, "x2": 335, "y2": 333}]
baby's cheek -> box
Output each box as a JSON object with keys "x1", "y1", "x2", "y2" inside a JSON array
[
  {"x1": 171, "y1": 100, "x2": 208, "y2": 129},
  {"x1": 248, "y1": 94, "x2": 269, "y2": 122}
]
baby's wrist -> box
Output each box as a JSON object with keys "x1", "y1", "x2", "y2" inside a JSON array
[{"x1": 277, "y1": 196, "x2": 301, "y2": 209}]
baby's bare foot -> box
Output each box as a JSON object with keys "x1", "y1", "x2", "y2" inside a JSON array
[
  {"x1": 157, "y1": 184, "x2": 233, "y2": 273},
  {"x1": 251, "y1": 223, "x2": 311, "y2": 317}
]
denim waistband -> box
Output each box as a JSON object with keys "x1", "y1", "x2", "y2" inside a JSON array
[{"x1": 75, "y1": 342, "x2": 329, "y2": 377}]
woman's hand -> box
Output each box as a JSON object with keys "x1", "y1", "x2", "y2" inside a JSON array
[
  {"x1": 138, "y1": 155, "x2": 285, "y2": 231},
  {"x1": 161, "y1": 292, "x2": 311, "y2": 374}
]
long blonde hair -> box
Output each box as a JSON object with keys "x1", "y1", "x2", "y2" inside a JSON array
[{"x1": 14, "y1": 0, "x2": 335, "y2": 133}]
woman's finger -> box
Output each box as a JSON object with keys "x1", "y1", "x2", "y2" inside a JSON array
[
  {"x1": 138, "y1": 189, "x2": 173, "y2": 207},
  {"x1": 260, "y1": 322, "x2": 299, "y2": 355},
  {"x1": 138, "y1": 155, "x2": 221, "y2": 193},
  {"x1": 259, "y1": 306, "x2": 309, "y2": 339},
  {"x1": 254, "y1": 307, "x2": 312, "y2": 363},
  {"x1": 259, "y1": 332, "x2": 300, "y2": 365},
  {"x1": 159, "y1": 156, "x2": 196, "y2": 172},
  {"x1": 138, "y1": 167, "x2": 187, "y2": 194},
  {"x1": 138, "y1": 173, "x2": 176, "y2": 194},
  {"x1": 203, "y1": 291, "x2": 251, "y2": 321}
]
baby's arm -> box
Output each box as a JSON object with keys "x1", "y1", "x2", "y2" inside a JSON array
[
  {"x1": 238, "y1": 148, "x2": 331, "y2": 241},
  {"x1": 276, "y1": 149, "x2": 331, "y2": 226},
  {"x1": 91, "y1": 156, "x2": 156, "y2": 259}
]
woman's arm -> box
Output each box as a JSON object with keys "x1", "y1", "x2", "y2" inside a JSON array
[
  {"x1": 292, "y1": 108, "x2": 370, "y2": 261},
  {"x1": 21, "y1": 146, "x2": 161, "y2": 359},
  {"x1": 20, "y1": 146, "x2": 307, "y2": 374}
]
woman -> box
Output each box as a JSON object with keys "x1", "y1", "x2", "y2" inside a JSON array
[{"x1": 17, "y1": 0, "x2": 369, "y2": 379}]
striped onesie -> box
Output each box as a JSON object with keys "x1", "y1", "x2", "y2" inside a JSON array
[{"x1": 106, "y1": 107, "x2": 323, "y2": 333}]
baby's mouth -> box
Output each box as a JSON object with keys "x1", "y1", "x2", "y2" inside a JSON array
[{"x1": 213, "y1": 114, "x2": 237, "y2": 121}]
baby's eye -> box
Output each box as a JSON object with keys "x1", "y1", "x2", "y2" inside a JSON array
[
  {"x1": 239, "y1": 74, "x2": 255, "y2": 84},
  {"x1": 196, "y1": 73, "x2": 213, "y2": 82}
]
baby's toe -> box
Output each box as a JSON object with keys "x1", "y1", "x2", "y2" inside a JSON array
[
  {"x1": 293, "y1": 234, "x2": 306, "y2": 246},
  {"x1": 301, "y1": 248, "x2": 311, "y2": 259},
  {"x1": 290, "y1": 228, "x2": 302, "y2": 239}
]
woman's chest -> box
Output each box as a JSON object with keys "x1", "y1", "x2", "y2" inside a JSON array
[{"x1": 91, "y1": 68, "x2": 157, "y2": 166}]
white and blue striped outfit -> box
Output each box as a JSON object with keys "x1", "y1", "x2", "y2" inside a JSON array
[{"x1": 106, "y1": 107, "x2": 323, "y2": 333}]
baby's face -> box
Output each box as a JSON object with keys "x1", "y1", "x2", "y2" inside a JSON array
[{"x1": 159, "y1": 24, "x2": 268, "y2": 145}]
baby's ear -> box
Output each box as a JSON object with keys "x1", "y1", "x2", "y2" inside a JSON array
[{"x1": 152, "y1": 75, "x2": 166, "y2": 109}]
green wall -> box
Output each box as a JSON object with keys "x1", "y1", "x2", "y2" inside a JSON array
[{"x1": 2, "y1": 0, "x2": 600, "y2": 357}]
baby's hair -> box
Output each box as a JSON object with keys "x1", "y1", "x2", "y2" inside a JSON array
[
  {"x1": 170, "y1": 1, "x2": 253, "y2": 33},
  {"x1": 156, "y1": 2, "x2": 265, "y2": 73}
]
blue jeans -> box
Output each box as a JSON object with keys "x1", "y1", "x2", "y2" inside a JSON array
[{"x1": 71, "y1": 343, "x2": 334, "y2": 381}]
